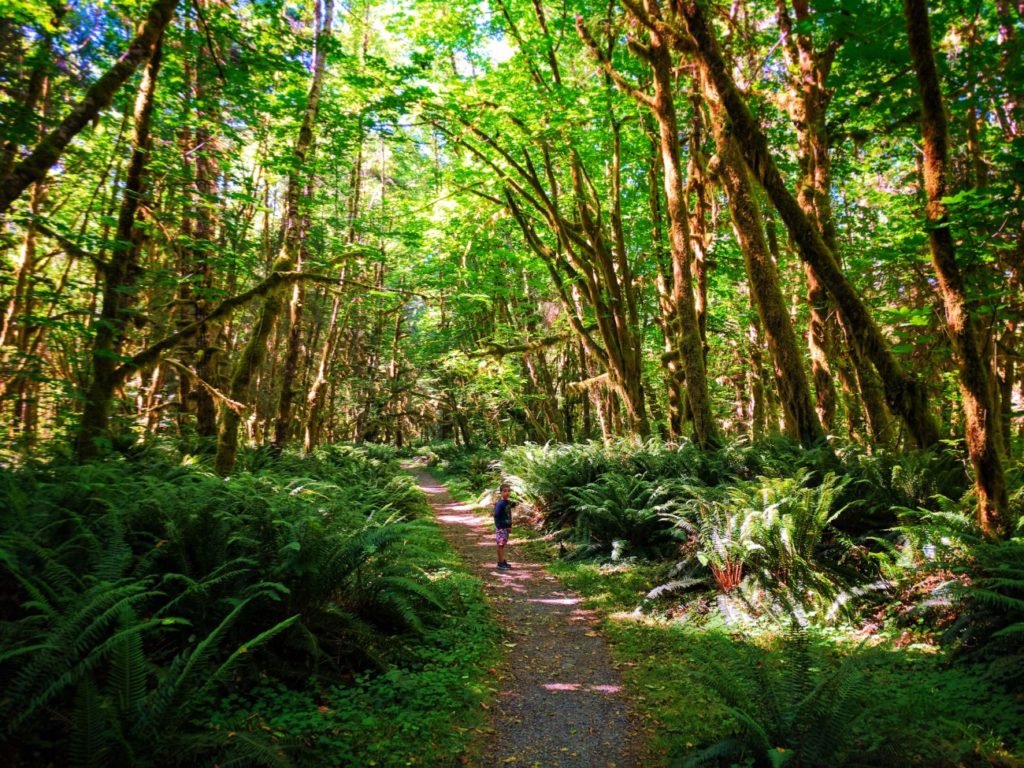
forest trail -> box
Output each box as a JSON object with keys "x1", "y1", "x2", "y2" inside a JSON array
[{"x1": 407, "y1": 467, "x2": 648, "y2": 768}]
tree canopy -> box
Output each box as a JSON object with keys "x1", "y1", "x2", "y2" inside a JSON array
[{"x1": 1, "y1": 0, "x2": 1021, "y2": 533}]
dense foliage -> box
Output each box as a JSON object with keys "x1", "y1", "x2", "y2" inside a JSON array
[
  {"x1": 0, "y1": 445, "x2": 498, "y2": 766},
  {"x1": 441, "y1": 436, "x2": 1024, "y2": 766},
  {"x1": 1, "y1": 0, "x2": 1023, "y2": 762}
]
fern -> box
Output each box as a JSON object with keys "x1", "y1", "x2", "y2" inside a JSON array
[
  {"x1": 680, "y1": 625, "x2": 869, "y2": 767},
  {"x1": 5, "y1": 581, "x2": 161, "y2": 733},
  {"x1": 566, "y1": 472, "x2": 683, "y2": 559},
  {"x1": 1, "y1": 444, "x2": 474, "y2": 764},
  {"x1": 677, "y1": 490, "x2": 759, "y2": 592},
  {"x1": 70, "y1": 678, "x2": 113, "y2": 768},
  {"x1": 941, "y1": 538, "x2": 1024, "y2": 684},
  {"x1": 746, "y1": 471, "x2": 855, "y2": 615}
]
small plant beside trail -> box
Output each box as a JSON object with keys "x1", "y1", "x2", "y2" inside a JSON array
[{"x1": 680, "y1": 624, "x2": 869, "y2": 768}]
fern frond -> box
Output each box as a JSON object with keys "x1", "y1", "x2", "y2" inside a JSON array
[
  {"x1": 110, "y1": 606, "x2": 147, "y2": 715},
  {"x1": 197, "y1": 614, "x2": 301, "y2": 701},
  {"x1": 5, "y1": 582, "x2": 159, "y2": 732},
  {"x1": 70, "y1": 677, "x2": 111, "y2": 768}
]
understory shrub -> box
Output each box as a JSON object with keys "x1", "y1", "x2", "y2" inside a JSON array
[
  {"x1": 679, "y1": 625, "x2": 869, "y2": 768},
  {"x1": 566, "y1": 472, "x2": 684, "y2": 560}
]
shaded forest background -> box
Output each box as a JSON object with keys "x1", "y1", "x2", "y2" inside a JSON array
[{"x1": 2, "y1": 0, "x2": 1024, "y2": 765}]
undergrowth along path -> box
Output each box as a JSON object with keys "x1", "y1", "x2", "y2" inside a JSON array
[{"x1": 409, "y1": 467, "x2": 647, "y2": 768}]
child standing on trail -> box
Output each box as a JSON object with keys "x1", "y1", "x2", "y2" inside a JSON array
[{"x1": 494, "y1": 483, "x2": 515, "y2": 570}]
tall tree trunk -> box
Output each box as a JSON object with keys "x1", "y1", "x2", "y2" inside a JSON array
[
  {"x1": 578, "y1": 2, "x2": 716, "y2": 446},
  {"x1": 74, "y1": 33, "x2": 165, "y2": 459},
  {"x1": 305, "y1": 143, "x2": 362, "y2": 454},
  {"x1": 176, "y1": 12, "x2": 222, "y2": 438},
  {"x1": 675, "y1": 0, "x2": 941, "y2": 449},
  {"x1": 646, "y1": 3, "x2": 717, "y2": 448},
  {"x1": 904, "y1": 0, "x2": 1009, "y2": 538},
  {"x1": 215, "y1": 0, "x2": 333, "y2": 474},
  {"x1": 272, "y1": 196, "x2": 312, "y2": 451},
  {"x1": 647, "y1": 126, "x2": 687, "y2": 440},
  {"x1": 747, "y1": 317, "x2": 767, "y2": 440},
  {"x1": 687, "y1": 90, "x2": 712, "y2": 351},
  {"x1": 0, "y1": 0, "x2": 180, "y2": 217},
  {"x1": 775, "y1": 0, "x2": 893, "y2": 444},
  {"x1": 705, "y1": 83, "x2": 824, "y2": 448},
  {"x1": 804, "y1": 264, "x2": 838, "y2": 432},
  {"x1": 997, "y1": 321, "x2": 1017, "y2": 459}
]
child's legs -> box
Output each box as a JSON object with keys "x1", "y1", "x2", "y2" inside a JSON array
[{"x1": 496, "y1": 527, "x2": 509, "y2": 562}]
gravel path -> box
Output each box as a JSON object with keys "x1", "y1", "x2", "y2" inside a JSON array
[{"x1": 409, "y1": 468, "x2": 647, "y2": 768}]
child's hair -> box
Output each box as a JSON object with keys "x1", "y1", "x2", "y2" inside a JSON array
[{"x1": 499, "y1": 483, "x2": 511, "y2": 492}]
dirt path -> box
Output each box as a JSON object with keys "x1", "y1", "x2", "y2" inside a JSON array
[{"x1": 408, "y1": 468, "x2": 646, "y2": 768}]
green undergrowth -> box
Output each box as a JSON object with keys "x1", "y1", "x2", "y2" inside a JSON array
[
  {"x1": 552, "y1": 560, "x2": 1024, "y2": 767},
  {"x1": 0, "y1": 441, "x2": 500, "y2": 767},
  {"x1": 412, "y1": 441, "x2": 501, "y2": 500},
  {"x1": 206, "y1": 563, "x2": 499, "y2": 767},
  {"x1": 416, "y1": 437, "x2": 1024, "y2": 765}
]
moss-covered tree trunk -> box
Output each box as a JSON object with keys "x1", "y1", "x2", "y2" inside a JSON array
[
  {"x1": 215, "y1": 0, "x2": 333, "y2": 474},
  {"x1": 578, "y1": 2, "x2": 715, "y2": 447},
  {"x1": 904, "y1": 0, "x2": 1009, "y2": 538},
  {"x1": 646, "y1": 126, "x2": 687, "y2": 441},
  {"x1": 704, "y1": 82, "x2": 823, "y2": 449},
  {"x1": 676, "y1": 0, "x2": 941, "y2": 449},
  {"x1": 647, "y1": 5, "x2": 718, "y2": 449},
  {"x1": 174, "y1": 17, "x2": 222, "y2": 439},
  {"x1": 74, "y1": 34, "x2": 165, "y2": 460}
]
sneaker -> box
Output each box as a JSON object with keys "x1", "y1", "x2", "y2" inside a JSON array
[{"x1": 497, "y1": 561, "x2": 512, "y2": 569}]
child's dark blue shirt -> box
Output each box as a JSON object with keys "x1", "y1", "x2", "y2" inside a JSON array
[{"x1": 494, "y1": 498, "x2": 513, "y2": 529}]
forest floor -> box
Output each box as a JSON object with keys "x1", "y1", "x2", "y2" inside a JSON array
[{"x1": 407, "y1": 467, "x2": 651, "y2": 768}]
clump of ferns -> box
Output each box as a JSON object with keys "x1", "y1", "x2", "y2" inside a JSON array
[
  {"x1": 743, "y1": 471, "x2": 858, "y2": 617},
  {"x1": 668, "y1": 471, "x2": 857, "y2": 622},
  {"x1": 929, "y1": 511, "x2": 1024, "y2": 687},
  {"x1": 679, "y1": 623, "x2": 871, "y2": 768},
  {"x1": 500, "y1": 441, "x2": 616, "y2": 528},
  {"x1": 669, "y1": 489, "x2": 759, "y2": 593},
  {"x1": 870, "y1": 494, "x2": 1024, "y2": 678},
  {"x1": 565, "y1": 472, "x2": 686, "y2": 560},
  {"x1": 863, "y1": 498, "x2": 981, "y2": 624},
  {"x1": 1, "y1": 528, "x2": 297, "y2": 767},
  {"x1": 267, "y1": 515, "x2": 447, "y2": 672},
  {"x1": 718, "y1": 434, "x2": 835, "y2": 483}
]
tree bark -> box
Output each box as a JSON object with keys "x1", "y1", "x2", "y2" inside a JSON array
[
  {"x1": 74, "y1": 33, "x2": 165, "y2": 459},
  {"x1": 273, "y1": 0, "x2": 332, "y2": 452},
  {"x1": 673, "y1": 0, "x2": 941, "y2": 449},
  {"x1": 704, "y1": 84, "x2": 824, "y2": 448},
  {"x1": 904, "y1": 0, "x2": 1009, "y2": 538},
  {"x1": 0, "y1": 0, "x2": 180, "y2": 218},
  {"x1": 646, "y1": 125, "x2": 687, "y2": 440},
  {"x1": 578, "y1": 2, "x2": 717, "y2": 447},
  {"x1": 216, "y1": 0, "x2": 333, "y2": 474},
  {"x1": 174, "y1": 12, "x2": 223, "y2": 438}
]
